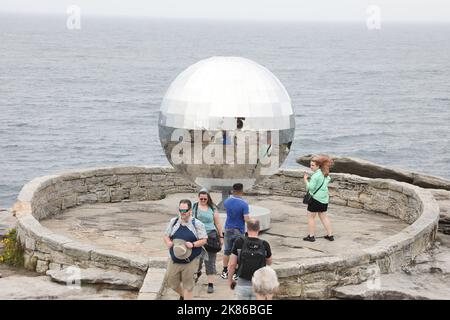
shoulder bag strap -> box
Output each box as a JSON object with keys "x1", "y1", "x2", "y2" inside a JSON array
[
  {"x1": 193, "y1": 202, "x2": 198, "y2": 219},
  {"x1": 312, "y1": 177, "x2": 326, "y2": 195},
  {"x1": 169, "y1": 217, "x2": 179, "y2": 240}
]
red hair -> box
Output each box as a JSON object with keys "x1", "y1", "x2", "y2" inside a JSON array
[{"x1": 311, "y1": 155, "x2": 334, "y2": 177}]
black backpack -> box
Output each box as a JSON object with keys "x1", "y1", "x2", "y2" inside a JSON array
[{"x1": 237, "y1": 237, "x2": 267, "y2": 280}]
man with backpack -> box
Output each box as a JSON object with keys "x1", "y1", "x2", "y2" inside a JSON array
[
  {"x1": 221, "y1": 183, "x2": 250, "y2": 279},
  {"x1": 163, "y1": 199, "x2": 208, "y2": 300},
  {"x1": 227, "y1": 218, "x2": 272, "y2": 300}
]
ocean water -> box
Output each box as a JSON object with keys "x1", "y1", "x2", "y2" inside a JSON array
[{"x1": 1, "y1": 14, "x2": 449, "y2": 208}]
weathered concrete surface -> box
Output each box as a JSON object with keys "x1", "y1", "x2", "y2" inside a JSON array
[
  {"x1": 333, "y1": 233, "x2": 450, "y2": 300},
  {"x1": 41, "y1": 193, "x2": 410, "y2": 300},
  {"x1": 47, "y1": 267, "x2": 143, "y2": 290},
  {"x1": 0, "y1": 264, "x2": 40, "y2": 281},
  {"x1": 0, "y1": 275, "x2": 138, "y2": 300},
  {"x1": 41, "y1": 193, "x2": 409, "y2": 262},
  {"x1": 12, "y1": 165, "x2": 439, "y2": 299},
  {"x1": 296, "y1": 155, "x2": 450, "y2": 191}
]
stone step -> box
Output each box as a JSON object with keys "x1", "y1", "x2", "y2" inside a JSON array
[
  {"x1": 138, "y1": 268, "x2": 166, "y2": 300},
  {"x1": 46, "y1": 267, "x2": 144, "y2": 290}
]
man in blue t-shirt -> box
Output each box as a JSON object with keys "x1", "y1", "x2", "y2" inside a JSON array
[{"x1": 221, "y1": 183, "x2": 250, "y2": 279}]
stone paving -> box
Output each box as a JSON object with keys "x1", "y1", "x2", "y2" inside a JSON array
[
  {"x1": 40, "y1": 192, "x2": 409, "y2": 300},
  {"x1": 41, "y1": 193, "x2": 409, "y2": 261}
]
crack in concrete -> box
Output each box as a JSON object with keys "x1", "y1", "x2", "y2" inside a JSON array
[
  {"x1": 280, "y1": 244, "x2": 326, "y2": 253},
  {"x1": 264, "y1": 231, "x2": 301, "y2": 238},
  {"x1": 264, "y1": 232, "x2": 328, "y2": 253}
]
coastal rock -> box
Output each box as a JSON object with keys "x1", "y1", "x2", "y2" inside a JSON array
[
  {"x1": 332, "y1": 273, "x2": 446, "y2": 300},
  {"x1": 0, "y1": 276, "x2": 137, "y2": 299},
  {"x1": 334, "y1": 236, "x2": 450, "y2": 299},
  {"x1": 46, "y1": 267, "x2": 143, "y2": 290},
  {"x1": 296, "y1": 155, "x2": 450, "y2": 190}
]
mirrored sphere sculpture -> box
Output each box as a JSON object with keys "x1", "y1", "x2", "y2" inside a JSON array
[{"x1": 159, "y1": 56, "x2": 295, "y2": 192}]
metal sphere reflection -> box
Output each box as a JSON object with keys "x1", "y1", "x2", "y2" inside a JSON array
[{"x1": 158, "y1": 56, "x2": 295, "y2": 192}]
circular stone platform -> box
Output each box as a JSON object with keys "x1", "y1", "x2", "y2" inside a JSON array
[
  {"x1": 40, "y1": 193, "x2": 409, "y2": 261},
  {"x1": 12, "y1": 166, "x2": 440, "y2": 299}
]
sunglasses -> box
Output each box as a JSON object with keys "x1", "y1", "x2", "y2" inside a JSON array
[
  {"x1": 199, "y1": 198, "x2": 208, "y2": 201},
  {"x1": 179, "y1": 209, "x2": 190, "y2": 213}
]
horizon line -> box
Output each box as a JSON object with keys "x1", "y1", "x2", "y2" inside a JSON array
[{"x1": 1, "y1": 11, "x2": 450, "y2": 24}]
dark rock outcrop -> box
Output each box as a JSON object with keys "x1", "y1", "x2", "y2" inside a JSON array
[{"x1": 297, "y1": 154, "x2": 450, "y2": 191}]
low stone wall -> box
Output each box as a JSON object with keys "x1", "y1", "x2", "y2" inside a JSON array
[
  {"x1": 12, "y1": 166, "x2": 197, "y2": 277},
  {"x1": 12, "y1": 166, "x2": 440, "y2": 299},
  {"x1": 252, "y1": 170, "x2": 440, "y2": 298}
]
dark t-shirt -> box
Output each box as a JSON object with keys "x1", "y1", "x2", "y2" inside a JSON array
[
  {"x1": 232, "y1": 236, "x2": 272, "y2": 284},
  {"x1": 231, "y1": 236, "x2": 272, "y2": 258}
]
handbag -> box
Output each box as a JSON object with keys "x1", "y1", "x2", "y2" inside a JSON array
[
  {"x1": 193, "y1": 202, "x2": 222, "y2": 253},
  {"x1": 204, "y1": 229, "x2": 222, "y2": 253},
  {"x1": 303, "y1": 176, "x2": 326, "y2": 205}
]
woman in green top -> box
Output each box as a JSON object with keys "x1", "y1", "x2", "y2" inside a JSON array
[
  {"x1": 193, "y1": 188, "x2": 224, "y2": 294},
  {"x1": 303, "y1": 155, "x2": 334, "y2": 242}
]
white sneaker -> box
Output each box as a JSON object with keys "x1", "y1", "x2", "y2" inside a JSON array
[{"x1": 220, "y1": 270, "x2": 228, "y2": 279}]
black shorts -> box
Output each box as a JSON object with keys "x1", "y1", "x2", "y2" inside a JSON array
[{"x1": 307, "y1": 197, "x2": 328, "y2": 213}]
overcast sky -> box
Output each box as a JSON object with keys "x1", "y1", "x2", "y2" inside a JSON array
[{"x1": 1, "y1": 0, "x2": 449, "y2": 22}]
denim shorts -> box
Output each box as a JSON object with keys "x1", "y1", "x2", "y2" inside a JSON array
[
  {"x1": 234, "y1": 284, "x2": 256, "y2": 300},
  {"x1": 224, "y1": 228, "x2": 244, "y2": 256}
]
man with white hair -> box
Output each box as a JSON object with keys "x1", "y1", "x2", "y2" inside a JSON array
[{"x1": 252, "y1": 266, "x2": 279, "y2": 300}]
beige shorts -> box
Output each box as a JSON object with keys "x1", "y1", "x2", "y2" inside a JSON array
[{"x1": 166, "y1": 257, "x2": 200, "y2": 292}]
